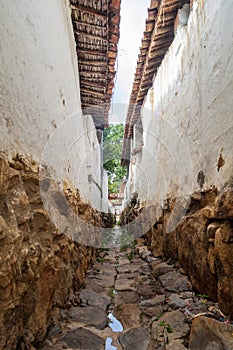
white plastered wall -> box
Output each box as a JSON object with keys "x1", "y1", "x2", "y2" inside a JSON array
[
  {"x1": 0, "y1": 0, "x2": 108, "y2": 212},
  {"x1": 126, "y1": 0, "x2": 233, "y2": 207}
]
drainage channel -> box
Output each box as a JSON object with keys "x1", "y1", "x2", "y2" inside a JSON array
[
  {"x1": 105, "y1": 337, "x2": 118, "y2": 350},
  {"x1": 105, "y1": 311, "x2": 124, "y2": 350},
  {"x1": 108, "y1": 312, "x2": 124, "y2": 332},
  {"x1": 105, "y1": 244, "x2": 123, "y2": 350}
]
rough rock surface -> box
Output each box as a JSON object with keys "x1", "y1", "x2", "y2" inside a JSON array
[
  {"x1": 151, "y1": 261, "x2": 174, "y2": 277},
  {"x1": 1, "y1": 156, "x2": 232, "y2": 350},
  {"x1": 159, "y1": 271, "x2": 192, "y2": 292},
  {"x1": 151, "y1": 310, "x2": 190, "y2": 344},
  {"x1": 115, "y1": 303, "x2": 141, "y2": 329},
  {"x1": 0, "y1": 153, "x2": 110, "y2": 350},
  {"x1": 121, "y1": 188, "x2": 233, "y2": 318},
  {"x1": 189, "y1": 316, "x2": 233, "y2": 350},
  {"x1": 41, "y1": 240, "x2": 232, "y2": 350},
  {"x1": 119, "y1": 327, "x2": 150, "y2": 350},
  {"x1": 79, "y1": 289, "x2": 111, "y2": 309},
  {"x1": 60, "y1": 328, "x2": 105, "y2": 349}
]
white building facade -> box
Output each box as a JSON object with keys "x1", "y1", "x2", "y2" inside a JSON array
[{"x1": 0, "y1": 0, "x2": 110, "y2": 212}]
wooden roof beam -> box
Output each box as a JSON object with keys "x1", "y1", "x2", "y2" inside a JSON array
[
  {"x1": 70, "y1": 4, "x2": 107, "y2": 18},
  {"x1": 77, "y1": 48, "x2": 106, "y2": 55},
  {"x1": 75, "y1": 31, "x2": 108, "y2": 42},
  {"x1": 78, "y1": 60, "x2": 107, "y2": 66},
  {"x1": 81, "y1": 89, "x2": 106, "y2": 98}
]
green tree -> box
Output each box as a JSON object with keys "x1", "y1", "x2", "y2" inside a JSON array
[{"x1": 103, "y1": 124, "x2": 127, "y2": 194}]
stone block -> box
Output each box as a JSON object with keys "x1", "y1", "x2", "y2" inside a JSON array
[{"x1": 189, "y1": 316, "x2": 233, "y2": 349}]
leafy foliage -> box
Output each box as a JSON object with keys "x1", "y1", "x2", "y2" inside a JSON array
[{"x1": 103, "y1": 124, "x2": 127, "y2": 194}]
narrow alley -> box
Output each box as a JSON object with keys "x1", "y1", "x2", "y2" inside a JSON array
[{"x1": 0, "y1": 0, "x2": 233, "y2": 349}]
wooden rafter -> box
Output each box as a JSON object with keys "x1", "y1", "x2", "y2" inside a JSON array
[{"x1": 70, "y1": 0, "x2": 121, "y2": 129}]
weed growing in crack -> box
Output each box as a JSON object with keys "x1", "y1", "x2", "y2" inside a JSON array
[
  {"x1": 166, "y1": 324, "x2": 173, "y2": 333},
  {"x1": 125, "y1": 252, "x2": 134, "y2": 261},
  {"x1": 108, "y1": 287, "x2": 117, "y2": 298},
  {"x1": 96, "y1": 256, "x2": 108, "y2": 263},
  {"x1": 93, "y1": 267, "x2": 100, "y2": 274},
  {"x1": 159, "y1": 320, "x2": 173, "y2": 334}
]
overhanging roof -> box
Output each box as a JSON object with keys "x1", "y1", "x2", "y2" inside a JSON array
[
  {"x1": 70, "y1": 0, "x2": 121, "y2": 129},
  {"x1": 121, "y1": 0, "x2": 189, "y2": 165}
]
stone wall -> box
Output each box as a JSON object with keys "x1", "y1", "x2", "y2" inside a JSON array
[
  {"x1": 0, "y1": 154, "x2": 108, "y2": 349},
  {"x1": 120, "y1": 187, "x2": 233, "y2": 319}
]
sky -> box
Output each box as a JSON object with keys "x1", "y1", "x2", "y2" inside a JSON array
[{"x1": 109, "y1": 0, "x2": 150, "y2": 123}]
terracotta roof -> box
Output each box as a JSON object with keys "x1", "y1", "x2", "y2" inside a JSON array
[
  {"x1": 70, "y1": 0, "x2": 121, "y2": 129},
  {"x1": 108, "y1": 181, "x2": 126, "y2": 199},
  {"x1": 121, "y1": 0, "x2": 189, "y2": 165}
]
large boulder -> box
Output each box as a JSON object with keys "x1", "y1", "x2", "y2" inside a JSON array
[
  {"x1": 189, "y1": 316, "x2": 233, "y2": 349},
  {"x1": 214, "y1": 190, "x2": 233, "y2": 219},
  {"x1": 214, "y1": 222, "x2": 233, "y2": 318},
  {"x1": 177, "y1": 211, "x2": 217, "y2": 300}
]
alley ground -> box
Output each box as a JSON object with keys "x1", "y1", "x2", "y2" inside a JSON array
[{"x1": 40, "y1": 232, "x2": 233, "y2": 350}]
